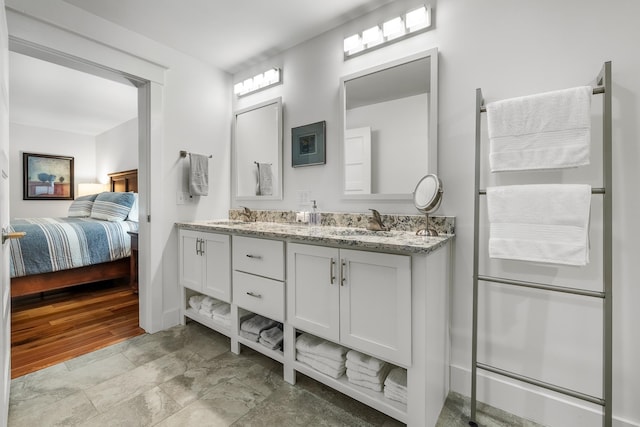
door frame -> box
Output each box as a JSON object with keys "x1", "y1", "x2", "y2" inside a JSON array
[{"x1": 7, "y1": 36, "x2": 163, "y2": 333}]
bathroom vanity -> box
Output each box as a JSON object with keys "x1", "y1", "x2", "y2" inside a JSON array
[{"x1": 176, "y1": 217, "x2": 452, "y2": 427}]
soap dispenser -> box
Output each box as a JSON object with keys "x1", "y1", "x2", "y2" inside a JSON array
[{"x1": 309, "y1": 200, "x2": 321, "y2": 226}]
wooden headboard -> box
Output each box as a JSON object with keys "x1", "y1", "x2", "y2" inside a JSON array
[{"x1": 108, "y1": 169, "x2": 138, "y2": 193}]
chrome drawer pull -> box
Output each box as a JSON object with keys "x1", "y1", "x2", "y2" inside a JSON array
[
  {"x1": 341, "y1": 260, "x2": 346, "y2": 286},
  {"x1": 330, "y1": 258, "x2": 336, "y2": 285},
  {"x1": 246, "y1": 254, "x2": 263, "y2": 259},
  {"x1": 246, "y1": 291, "x2": 262, "y2": 298}
]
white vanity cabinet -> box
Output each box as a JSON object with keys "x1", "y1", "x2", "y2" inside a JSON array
[
  {"x1": 287, "y1": 243, "x2": 411, "y2": 366},
  {"x1": 178, "y1": 229, "x2": 231, "y2": 302}
]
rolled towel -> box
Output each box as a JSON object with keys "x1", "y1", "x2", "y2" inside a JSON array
[
  {"x1": 296, "y1": 333, "x2": 348, "y2": 363},
  {"x1": 200, "y1": 296, "x2": 216, "y2": 308},
  {"x1": 297, "y1": 352, "x2": 345, "y2": 379},
  {"x1": 384, "y1": 367, "x2": 407, "y2": 389},
  {"x1": 297, "y1": 350, "x2": 346, "y2": 372},
  {"x1": 188, "y1": 295, "x2": 205, "y2": 310},
  {"x1": 346, "y1": 350, "x2": 387, "y2": 373},
  {"x1": 241, "y1": 315, "x2": 277, "y2": 335},
  {"x1": 211, "y1": 303, "x2": 230, "y2": 317},
  {"x1": 346, "y1": 363, "x2": 391, "y2": 384}
]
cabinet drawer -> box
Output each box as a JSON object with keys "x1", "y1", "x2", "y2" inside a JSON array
[
  {"x1": 233, "y1": 271, "x2": 284, "y2": 322},
  {"x1": 233, "y1": 236, "x2": 284, "y2": 280}
]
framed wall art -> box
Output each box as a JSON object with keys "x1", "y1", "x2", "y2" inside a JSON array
[
  {"x1": 23, "y1": 152, "x2": 74, "y2": 200},
  {"x1": 292, "y1": 121, "x2": 326, "y2": 167}
]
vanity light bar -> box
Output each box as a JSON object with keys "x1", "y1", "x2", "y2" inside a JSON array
[
  {"x1": 344, "y1": 4, "x2": 432, "y2": 58},
  {"x1": 234, "y1": 68, "x2": 282, "y2": 97}
]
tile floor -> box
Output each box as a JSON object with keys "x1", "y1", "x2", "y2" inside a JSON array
[{"x1": 8, "y1": 321, "x2": 543, "y2": 426}]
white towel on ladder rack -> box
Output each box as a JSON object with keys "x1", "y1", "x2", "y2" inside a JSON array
[
  {"x1": 486, "y1": 86, "x2": 592, "y2": 172},
  {"x1": 486, "y1": 184, "x2": 591, "y2": 266}
]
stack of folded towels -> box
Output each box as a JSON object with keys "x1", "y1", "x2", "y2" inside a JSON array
[
  {"x1": 383, "y1": 367, "x2": 407, "y2": 404},
  {"x1": 345, "y1": 350, "x2": 391, "y2": 392},
  {"x1": 295, "y1": 333, "x2": 348, "y2": 379},
  {"x1": 259, "y1": 324, "x2": 283, "y2": 350},
  {"x1": 240, "y1": 314, "x2": 277, "y2": 343},
  {"x1": 189, "y1": 295, "x2": 232, "y2": 327}
]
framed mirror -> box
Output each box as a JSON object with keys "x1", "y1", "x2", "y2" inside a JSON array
[
  {"x1": 340, "y1": 48, "x2": 438, "y2": 200},
  {"x1": 233, "y1": 97, "x2": 283, "y2": 200}
]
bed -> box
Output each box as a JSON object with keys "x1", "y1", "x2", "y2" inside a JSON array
[{"x1": 9, "y1": 170, "x2": 139, "y2": 298}]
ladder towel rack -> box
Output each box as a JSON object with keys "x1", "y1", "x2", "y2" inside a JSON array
[{"x1": 470, "y1": 61, "x2": 612, "y2": 427}]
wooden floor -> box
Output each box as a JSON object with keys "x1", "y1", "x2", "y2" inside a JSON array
[{"x1": 10, "y1": 281, "x2": 145, "y2": 379}]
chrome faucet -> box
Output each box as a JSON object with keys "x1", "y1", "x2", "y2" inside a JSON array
[
  {"x1": 366, "y1": 209, "x2": 389, "y2": 231},
  {"x1": 239, "y1": 206, "x2": 255, "y2": 222}
]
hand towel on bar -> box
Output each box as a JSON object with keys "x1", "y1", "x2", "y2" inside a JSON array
[
  {"x1": 486, "y1": 86, "x2": 592, "y2": 172},
  {"x1": 256, "y1": 163, "x2": 273, "y2": 196},
  {"x1": 189, "y1": 153, "x2": 209, "y2": 196},
  {"x1": 295, "y1": 333, "x2": 348, "y2": 363},
  {"x1": 346, "y1": 350, "x2": 388, "y2": 373},
  {"x1": 486, "y1": 184, "x2": 591, "y2": 266}
]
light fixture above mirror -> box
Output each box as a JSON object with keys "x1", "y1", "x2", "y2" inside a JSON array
[
  {"x1": 233, "y1": 68, "x2": 282, "y2": 97},
  {"x1": 343, "y1": 5, "x2": 432, "y2": 59}
]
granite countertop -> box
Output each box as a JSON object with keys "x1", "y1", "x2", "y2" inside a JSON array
[{"x1": 175, "y1": 220, "x2": 453, "y2": 255}]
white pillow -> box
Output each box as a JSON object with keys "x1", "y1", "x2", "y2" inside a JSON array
[{"x1": 127, "y1": 193, "x2": 139, "y2": 222}]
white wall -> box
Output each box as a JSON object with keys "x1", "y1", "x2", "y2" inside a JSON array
[
  {"x1": 231, "y1": 0, "x2": 640, "y2": 426},
  {"x1": 9, "y1": 123, "x2": 96, "y2": 218},
  {"x1": 95, "y1": 118, "x2": 138, "y2": 184}
]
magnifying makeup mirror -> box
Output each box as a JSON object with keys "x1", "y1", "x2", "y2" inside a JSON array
[{"x1": 413, "y1": 174, "x2": 443, "y2": 236}]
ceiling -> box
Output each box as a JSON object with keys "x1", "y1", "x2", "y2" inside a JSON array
[{"x1": 10, "y1": 0, "x2": 395, "y2": 136}]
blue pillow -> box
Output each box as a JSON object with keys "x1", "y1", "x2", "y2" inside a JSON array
[
  {"x1": 91, "y1": 192, "x2": 135, "y2": 222},
  {"x1": 68, "y1": 193, "x2": 99, "y2": 217}
]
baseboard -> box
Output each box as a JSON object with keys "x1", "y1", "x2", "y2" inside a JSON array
[
  {"x1": 450, "y1": 364, "x2": 638, "y2": 427},
  {"x1": 162, "y1": 308, "x2": 180, "y2": 330}
]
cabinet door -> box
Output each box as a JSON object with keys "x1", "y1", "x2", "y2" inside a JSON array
[
  {"x1": 339, "y1": 249, "x2": 411, "y2": 366},
  {"x1": 203, "y1": 233, "x2": 231, "y2": 302},
  {"x1": 287, "y1": 243, "x2": 340, "y2": 342},
  {"x1": 179, "y1": 229, "x2": 204, "y2": 291}
]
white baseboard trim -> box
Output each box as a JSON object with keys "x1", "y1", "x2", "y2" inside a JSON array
[
  {"x1": 162, "y1": 308, "x2": 180, "y2": 330},
  {"x1": 450, "y1": 364, "x2": 638, "y2": 427}
]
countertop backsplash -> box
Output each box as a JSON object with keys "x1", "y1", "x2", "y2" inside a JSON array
[{"x1": 228, "y1": 209, "x2": 455, "y2": 236}]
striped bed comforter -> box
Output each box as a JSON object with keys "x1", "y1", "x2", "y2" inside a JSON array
[{"x1": 9, "y1": 217, "x2": 139, "y2": 278}]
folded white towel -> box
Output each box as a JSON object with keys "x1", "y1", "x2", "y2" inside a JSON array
[
  {"x1": 345, "y1": 360, "x2": 389, "y2": 378},
  {"x1": 198, "y1": 307, "x2": 213, "y2": 318},
  {"x1": 346, "y1": 363, "x2": 391, "y2": 384},
  {"x1": 257, "y1": 162, "x2": 273, "y2": 196},
  {"x1": 297, "y1": 350, "x2": 346, "y2": 372},
  {"x1": 240, "y1": 315, "x2": 277, "y2": 335},
  {"x1": 259, "y1": 337, "x2": 281, "y2": 350},
  {"x1": 487, "y1": 184, "x2": 591, "y2": 266},
  {"x1": 346, "y1": 376, "x2": 383, "y2": 392},
  {"x1": 212, "y1": 315, "x2": 230, "y2": 327},
  {"x1": 384, "y1": 367, "x2": 407, "y2": 389},
  {"x1": 385, "y1": 383, "x2": 408, "y2": 397},
  {"x1": 296, "y1": 334, "x2": 348, "y2": 363},
  {"x1": 189, "y1": 153, "x2": 209, "y2": 196},
  {"x1": 239, "y1": 330, "x2": 259, "y2": 342},
  {"x1": 260, "y1": 326, "x2": 283, "y2": 347},
  {"x1": 346, "y1": 350, "x2": 387, "y2": 373},
  {"x1": 486, "y1": 86, "x2": 592, "y2": 172},
  {"x1": 384, "y1": 387, "x2": 407, "y2": 404},
  {"x1": 296, "y1": 352, "x2": 345, "y2": 379}
]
